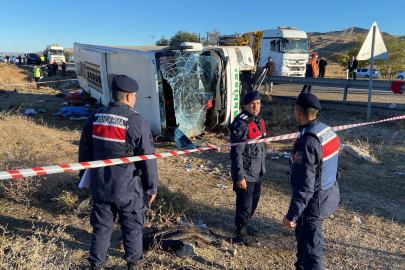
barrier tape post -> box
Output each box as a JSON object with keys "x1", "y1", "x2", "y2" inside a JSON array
[{"x1": 0, "y1": 114, "x2": 404, "y2": 180}]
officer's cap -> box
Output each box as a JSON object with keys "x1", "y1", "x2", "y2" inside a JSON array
[
  {"x1": 296, "y1": 93, "x2": 321, "y2": 111},
  {"x1": 242, "y1": 90, "x2": 261, "y2": 105},
  {"x1": 112, "y1": 75, "x2": 139, "y2": 93}
]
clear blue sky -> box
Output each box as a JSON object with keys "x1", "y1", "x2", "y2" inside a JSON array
[{"x1": 0, "y1": 0, "x2": 402, "y2": 52}]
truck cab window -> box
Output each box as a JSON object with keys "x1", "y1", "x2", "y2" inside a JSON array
[
  {"x1": 281, "y1": 38, "x2": 308, "y2": 54},
  {"x1": 270, "y1": 40, "x2": 280, "y2": 52},
  {"x1": 50, "y1": 50, "x2": 64, "y2": 55}
]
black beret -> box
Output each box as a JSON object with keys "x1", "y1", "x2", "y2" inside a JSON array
[
  {"x1": 296, "y1": 93, "x2": 321, "y2": 110},
  {"x1": 112, "y1": 75, "x2": 139, "y2": 93},
  {"x1": 242, "y1": 90, "x2": 261, "y2": 105}
]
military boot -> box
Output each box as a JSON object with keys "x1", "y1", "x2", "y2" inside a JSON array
[
  {"x1": 234, "y1": 227, "x2": 259, "y2": 247},
  {"x1": 247, "y1": 226, "x2": 263, "y2": 237}
]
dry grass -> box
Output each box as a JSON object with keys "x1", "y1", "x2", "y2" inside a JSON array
[{"x1": 1, "y1": 64, "x2": 405, "y2": 269}]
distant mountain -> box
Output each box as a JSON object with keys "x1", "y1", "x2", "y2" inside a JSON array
[{"x1": 307, "y1": 26, "x2": 396, "y2": 58}]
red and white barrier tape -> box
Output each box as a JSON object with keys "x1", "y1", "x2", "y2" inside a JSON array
[
  {"x1": 0, "y1": 79, "x2": 78, "y2": 87},
  {"x1": 0, "y1": 114, "x2": 404, "y2": 180}
]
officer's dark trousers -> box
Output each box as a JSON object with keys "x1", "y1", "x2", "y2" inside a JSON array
[
  {"x1": 34, "y1": 77, "x2": 40, "y2": 89},
  {"x1": 294, "y1": 219, "x2": 323, "y2": 270},
  {"x1": 48, "y1": 70, "x2": 52, "y2": 77},
  {"x1": 235, "y1": 181, "x2": 261, "y2": 228},
  {"x1": 88, "y1": 198, "x2": 145, "y2": 268},
  {"x1": 319, "y1": 69, "x2": 325, "y2": 78},
  {"x1": 301, "y1": 85, "x2": 312, "y2": 93}
]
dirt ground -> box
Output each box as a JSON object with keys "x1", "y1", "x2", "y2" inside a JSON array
[{"x1": 1, "y1": 64, "x2": 405, "y2": 269}]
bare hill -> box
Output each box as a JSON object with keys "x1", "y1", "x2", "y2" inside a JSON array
[{"x1": 308, "y1": 26, "x2": 393, "y2": 58}]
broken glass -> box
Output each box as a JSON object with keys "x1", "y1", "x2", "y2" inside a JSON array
[{"x1": 158, "y1": 51, "x2": 219, "y2": 137}]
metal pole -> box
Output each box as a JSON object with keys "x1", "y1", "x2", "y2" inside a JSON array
[
  {"x1": 343, "y1": 83, "x2": 348, "y2": 102},
  {"x1": 367, "y1": 26, "x2": 376, "y2": 119}
]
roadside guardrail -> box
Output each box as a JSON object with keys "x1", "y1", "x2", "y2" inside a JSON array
[{"x1": 266, "y1": 76, "x2": 404, "y2": 102}]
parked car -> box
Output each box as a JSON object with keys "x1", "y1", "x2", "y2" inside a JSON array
[
  {"x1": 395, "y1": 72, "x2": 405, "y2": 80},
  {"x1": 356, "y1": 68, "x2": 381, "y2": 78},
  {"x1": 68, "y1": 55, "x2": 75, "y2": 63},
  {"x1": 27, "y1": 53, "x2": 40, "y2": 65},
  {"x1": 9, "y1": 56, "x2": 17, "y2": 64},
  {"x1": 0, "y1": 56, "x2": 7, "y2": 63}
]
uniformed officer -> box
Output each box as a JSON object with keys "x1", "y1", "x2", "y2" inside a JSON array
[
  {"x1": 283, "y1": 93, "x2": 340, "y2": 270},
  {"x1": 79, "y1": 75, "x2": 159, "y2": 270},
  {"x1": 230, "y1": 90, "x2": 267, "y2": 247},
  {"x1": 47, "y1": 61, "x2": 53, "y2": 77}
]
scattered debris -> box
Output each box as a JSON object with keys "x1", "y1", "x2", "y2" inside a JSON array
[
  {"x1": 37, "y1": 109, "x2": 46, "y2": 113},
  {"x1": 389, "y1": 102, "x2": 396, "y2": 109},
  {"x1": 69, "y1": 117, "x2": 88, "y2": 121},
  {"x1": 74, "y1": 130, "x2": 82, "y2": 133},
  {"x1": 232, "y1": 249, "x2": 237, "y2": 257},
  {"x1": 174, "y1": 128, "x2": 196, "y2": 149},
  {"x1": 395, "y1": 171, "x2": 405, "y2": 175},
  {"x1": 54, "y1": 107, "x2": 88, "y2": 116},
  {"x1": 143, "y1": 227, "x2": 222, "y2": 256},
  {"x1": 354, "y1": 216, "x2": 362, "y2": 224},
  {"x1": 24, "y1": 109, "x2": 37, "y2": 115},
  {"x1": 55, "y1": 90, "x2": 75, "y2": 98},
  {"x1": 14, "y1": 88, "x2": 20, "y2": 93},
  {"x1": 186, "y1": 164, "x2": 192, "y2": 169},
  {"x1": 37, "y1": 99, "x2": 49, "y2": 102},
  {"x1": 217, "y1": 163, "x2": 222, "y2": 167},
  {"x1": 342, "y1": 144, "x2": 372, "y2": 162},
  {"x1": 176, "y1": 244, "x2": 196, "y2": 258},
  {"x1": 217, "y1": 184, "x2": 228, "y2": 189},
  {"x1": 176, "y1": 218, "x2": 210, "y2": 230},
  {"x1": 226, "y1": 165, "x2": 231, "y2": 168}
]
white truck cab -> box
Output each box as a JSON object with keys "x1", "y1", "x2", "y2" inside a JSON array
[
  {"x1": 74, "y1": 42, "x2": 254, "y2": 137},
  {"x1": 258, "y1": 27, "x2": 309, "y2": 77},
  {"x1": 45, "y1": 44, "x2": 65, "y2": 65}
]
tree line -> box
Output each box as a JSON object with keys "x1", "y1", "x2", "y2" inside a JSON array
[
  {"x1": 329, "y1": 34, "x2": 405, "y2": 79},
  {"x1": 155, "y1": 30, "x2": 240, "y2": 46}
]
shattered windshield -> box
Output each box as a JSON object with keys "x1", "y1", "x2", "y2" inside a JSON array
[
  {"x1": 281, "y1": 38, "x2": 308, "y2": 54},
  {"x1": 157, "y1": 50, "x2": 219, "y2": 137}
]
